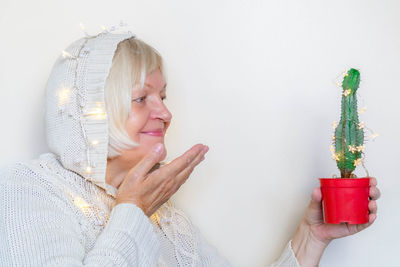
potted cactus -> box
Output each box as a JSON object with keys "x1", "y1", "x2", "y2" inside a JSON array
[{"x1": 319, "y1": 68, "x2": 372, "y2": 224}]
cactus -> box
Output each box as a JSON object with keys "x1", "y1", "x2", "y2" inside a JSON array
[{"x1": 334, "y1": 68, "x2": 364, "y2": 178}]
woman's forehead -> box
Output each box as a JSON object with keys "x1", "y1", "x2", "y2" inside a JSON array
[{"x1": 132, "y1": 83, "x2": 167, "y2": 93}]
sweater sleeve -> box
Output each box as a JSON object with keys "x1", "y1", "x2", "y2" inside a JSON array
[
  {"x1": 195, "y1": 226, "x2": 232, "y2": 267},
  {"x1": 0, "y1": 180, "x2": 160, "y2": 267},
  {"x1": 270, "y1": 240, "x2": 301, "y2": 267},
  {"x1": 196, "y1": 229, "x2": 300, "y2": 267}
]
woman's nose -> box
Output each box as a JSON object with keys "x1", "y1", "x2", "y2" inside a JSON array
[{"x1": 150, "y1": 98, "x2": 172, "y2": 122}]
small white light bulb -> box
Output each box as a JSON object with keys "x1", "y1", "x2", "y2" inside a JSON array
[
  {"x1": 90, "y1": 140, "x2": 99, "y2": 146},
  {"x1": 86, "y1": 166, "x2": 92, "y2": 173},
  {"x1": 371, "y1": 133, "x2": 379, "y2": 140},
  {"x1": 62, "y1": 50, "x2": 74, "y2": 59}
]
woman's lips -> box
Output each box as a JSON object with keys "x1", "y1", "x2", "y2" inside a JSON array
[{"x1": 141, "y1": 130, "x2": 164, "y2": 137}]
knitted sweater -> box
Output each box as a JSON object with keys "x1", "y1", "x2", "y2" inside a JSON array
[
  {"x1": 0, "y1": 153, "x2": 299, "y2": 266},
  {"x1": 0, "y1": 30, "x2": 300, "y2": 266}
]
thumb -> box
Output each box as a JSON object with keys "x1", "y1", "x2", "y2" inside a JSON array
[
  {"x1": 128, "y1": 143, "x2": 165, "y2": 180},
  {"x1": 304, "y1": 187, "x2": 324, "y2": 225},
  {"x1": 309, "y1": 187, "x2": 322, "y2": 210}
]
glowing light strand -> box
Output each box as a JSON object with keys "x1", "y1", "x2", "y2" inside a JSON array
[
  {"x1": 330, "y1": 69, "x2": 377, "y2": 177},
  {"x1": 57, "y1": 21, "x2": 131, "y2": 175}
]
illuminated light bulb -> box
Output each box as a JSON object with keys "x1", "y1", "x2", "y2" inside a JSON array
[
  {"x1": 73, "y1": 196, "x2": 90, "y2": 210},
  {"x1": 358, "y1": 122, "x2": 365, "y2": 129},
  {"x1": 90, "y1": 140, "x2": 99, "y2": 146},
  {"x1": 354, "y1": 158, "x2": 362, "y2": 166},
  {"x1": 333, "y1": 153, "x2": 340, "y2": 161},
  {"x1": 58, "y1": 87, "x2": 71, "y2": 106},
  {"x1": 336, "y1": 81, "x2": 342, "y2": 87},
  {"x1": 80, "y1": 22, "x2": 89, "y2": 35},
  {"x1": 93, "y1": 108, "x2": 106, "y2": 119},
  {"x1": 85, "y1": 108, "x2": 106, "y2": 119},
  {"x1": 359, "y1": 106, "x2": 367, "y2": 114},
  {"x1": 86, "y1": 166, "x2": 92, "y2": 173},
  {"x1": 80, "y1": 22, "x2": 86, "y2": 31},
  {"x1": 357, "y1": 145, "x2": 365, "y2": 152},
  {"x1": 332, "y1": 134, "x2": 335, "y2": 141},
  {"x1": 342, "y1": 89, "x2": 351, "y2": 97},
  {"x1": 62, "y1": 50, "x2": 75, "y2": 59},
  {"x1": 332, "y1": 121, "x2": 337, "y2": 129},
  {"x1": 371, "y1": 133, "x2": 379, "y2": 140},
  {"x1": 330, "y1": 145, "x2": 335, "y2": 153},
  {"x1": 348, "y1": 145, "x2": 357, "y2": 153},
  {"x1": 79, "y1": 22, "x2": 91, "y2": 37}
]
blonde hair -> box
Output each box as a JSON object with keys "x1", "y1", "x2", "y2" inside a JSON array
[{"x1": 104, "y1": 37, "x2": 164, "y2": 158}]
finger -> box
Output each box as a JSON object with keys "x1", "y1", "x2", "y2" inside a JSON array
[
  {"x1": 309, "y1": 187, "x2": 322, "y2": 210},
  {"x1": 173, "y1": 146, "x2": 208, "y2": 188},
  {"x1": 369, "y1": 200, "x2": 377, "y2": 214},
  {"x1": 143, "y1": 146, "x2": 208, "y2": 201},
  {"x1": 162, "y1": 144, "x2": 206, "y2": 177},
  {"x1": 152, "y1": 147, "x2": 207, "y2": 210},
  {"x1": 148, "y1": 145, "x2": 208, "y2": 201},
  {"x1": 369, "y1": 177, "x2": 377, "y2": 186},
  {"x1": 127, "y1": 143, "x2": 164, "y2": 181},
  {"x1": 160, "y1": 146, "x2": 209, "y2": 200},
  {"x1": 369, "y1": 213, "x2": 377, "y2": 223},
  {"x1": 354, "y1": 212, "x2": 377, "y2": 233},
  {"x1": 370, "y1": 186, "x2": 381, "y2": 200}
]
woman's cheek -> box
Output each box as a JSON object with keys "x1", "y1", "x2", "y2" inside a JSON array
[{"x1": 125, "y1": 114, "x2": 143, "y2": 141}]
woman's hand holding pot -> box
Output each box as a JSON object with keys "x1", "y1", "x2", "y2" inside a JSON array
[
  {"x1": 291, "y1": 177, "x2": 381, "y2": 267},
  {"x1": 115, "y1": 143, "x2": 209, "y2": 217}
]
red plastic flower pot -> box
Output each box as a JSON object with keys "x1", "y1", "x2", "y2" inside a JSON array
[{"x1": 319, "y1": 178, "x2": 370, "y2": 224}]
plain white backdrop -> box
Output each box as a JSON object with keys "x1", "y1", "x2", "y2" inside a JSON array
[{"x1": 1, "y1": 0, "x2": 399, "y2": 266}]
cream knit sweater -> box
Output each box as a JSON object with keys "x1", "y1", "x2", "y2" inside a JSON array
[
  {"x1": 0, "y1": 153, "x2": 299, "y2": 266},
  {"x1": 0, "y1": 30, "x2": 300, "y2": 266}
]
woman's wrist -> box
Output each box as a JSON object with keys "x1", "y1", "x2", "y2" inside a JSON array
[{"x1": 291, "y1": 219, "x2": 330, "y2": 267}]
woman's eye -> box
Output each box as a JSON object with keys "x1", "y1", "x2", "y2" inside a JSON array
[{"x1": 132, "y1": 96, "x2": 146, "y2": 103}]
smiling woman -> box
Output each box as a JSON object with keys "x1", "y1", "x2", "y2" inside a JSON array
[
  {"x1": 106, "y1": 67, "x2": 173, "y2": 191},
  {"x1": 0, "y1": 31, "x2": 229, "y2": 267},
  {"x1": 104, "y1": 38, "x2": 169, "y2": 159},
  {"x1": 0, "y1": 30, "x2": 380, "y2": 267}
]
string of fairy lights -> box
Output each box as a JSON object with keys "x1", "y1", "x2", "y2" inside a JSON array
[
  {"x1": 58, "y1": 21, "x2": 130, "y2": 175},
  {"x1": 58, "y1": 25, "x2": 378, "y2": 179},
  {"x1": 330, "y1": 71, "x2": 378, "y2": 174}
]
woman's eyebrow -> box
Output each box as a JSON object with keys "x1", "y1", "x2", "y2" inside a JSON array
[{"x1": 144, "y1": 83, "x2": 167, "y2": 91}]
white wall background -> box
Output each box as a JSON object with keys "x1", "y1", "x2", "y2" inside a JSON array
[{"x1": 1, "y1": 0, "x2": 399, "y2": 266}]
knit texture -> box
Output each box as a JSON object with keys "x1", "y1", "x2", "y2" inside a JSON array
[
  {"x1": 0, "y1": 31, "x2": 300, "y2": 266},
  {"x1": 0, "y1": 154, "x2": 298, "y2": 266},
  {"x1": 45, "y1": 31, "x2": 132, "y2": 194}
]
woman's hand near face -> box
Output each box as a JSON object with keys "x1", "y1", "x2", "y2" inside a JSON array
[
  {"x1": 291, "y1": 177, "x2": 381, "y2": 267},
  {"x1": 115, "y1": 143, "x2": 209, "y2": 217}
]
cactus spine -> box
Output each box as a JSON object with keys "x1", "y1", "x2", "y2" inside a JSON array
[{"x1": 334, "y1": 68, "x2": 364, "y2": 178}]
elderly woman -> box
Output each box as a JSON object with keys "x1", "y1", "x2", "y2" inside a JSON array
[{"x1": 0, "y1": 31, "x2": 380, "y2": 266}]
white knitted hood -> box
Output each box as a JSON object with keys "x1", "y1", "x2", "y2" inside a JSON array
[{"x1": 45, "y1": 31, "x2": 135, "y2": 196}]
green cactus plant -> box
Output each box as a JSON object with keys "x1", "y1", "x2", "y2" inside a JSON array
[{"x1": 334, "y1": 68, "x2": 364, "y2": 178}]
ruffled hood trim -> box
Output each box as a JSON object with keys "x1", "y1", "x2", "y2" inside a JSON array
[{"x1": 45, "y1": 31, "x2": 135, "y2": 197}]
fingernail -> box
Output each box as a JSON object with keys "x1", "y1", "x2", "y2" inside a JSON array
[{"x1": 154, "y1": 143, "x2": 163, "y2": 153}]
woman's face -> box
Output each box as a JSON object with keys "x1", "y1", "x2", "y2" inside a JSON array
[{"x1": 121, "y1": 68, "x2": 172, "y2": 164}]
